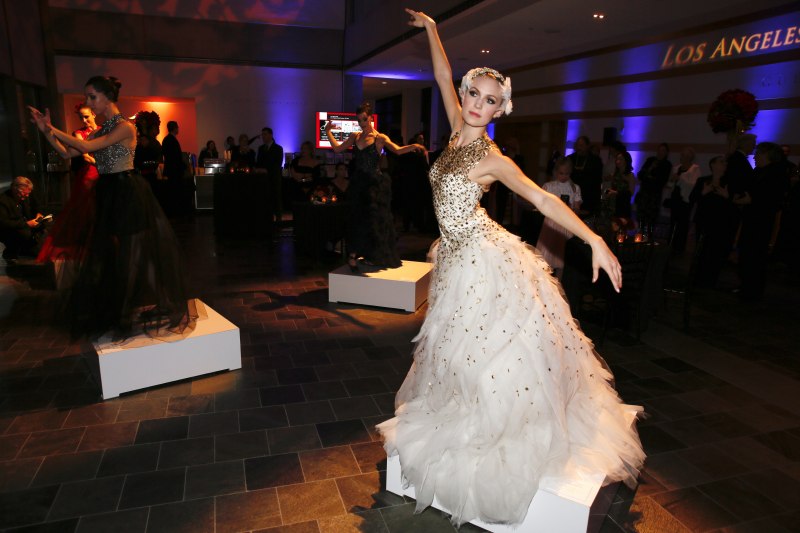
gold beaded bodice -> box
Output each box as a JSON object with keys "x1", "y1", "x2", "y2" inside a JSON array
[{"x1": 429, "y1": 132, "x2": 503, "y2": 251}]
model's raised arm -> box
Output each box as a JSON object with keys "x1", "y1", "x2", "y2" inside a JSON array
[
  {"x1": 478, "y1": 153, "x2": 623, "y2": 290},
  {"x1": 406, "y1": 9, "x2": 461, "y2": 131},
  {"x1": 325, "y1": 121, "x2": 356, "y2": 154},
  {"x1": 29, "y1": 106, "x2": 133, "y2": 154}
]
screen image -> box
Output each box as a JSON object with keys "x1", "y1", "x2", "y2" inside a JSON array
[{"x1": 316, "y1": 112, "x2": 378, "y2": 149}]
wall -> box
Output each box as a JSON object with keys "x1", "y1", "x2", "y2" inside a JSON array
[
  {"x1": 502, "y1": 8, "x2": 800, "y2": 179},
  {"x1": 55, "y1": 57, "x2": 344, "y2": 156}
]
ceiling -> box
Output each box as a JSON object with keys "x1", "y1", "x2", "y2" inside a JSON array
[{"x1": 357, "y1": 0, "x2": 797, "y2": 100}]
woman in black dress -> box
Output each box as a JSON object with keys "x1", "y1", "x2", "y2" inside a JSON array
[
  {"x1": 29, "y1": 76, "x2": 193, "y2": 339},
  {"x1": 325, "y1": 102, "x2": 426, "y2": 270}
]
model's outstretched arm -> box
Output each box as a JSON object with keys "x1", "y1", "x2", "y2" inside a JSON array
[
  {"x1": 29, "y1": 106, "x2": 133, "y2": 154},
  {"x1": 406, "y1": 9, "x2": 462, "y2": 131},
  {"x1": 479, "y1": 154, "x2": 623, "y2": 291},
  {"x1": 379, "y1": 134, "x2": 427, "y2": 157},
  {"x1": 325, "y1": 121, "x2": 356, "y2": 154}
]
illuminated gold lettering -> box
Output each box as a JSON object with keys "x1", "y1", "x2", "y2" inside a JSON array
[
  {"x1": 761, "y1": 31, "x2": 774, "y2": 49},
  {"x1": 729, "y1": 36, "x2": 745, "y2": 55},
  {"x1": 771, "y1": 29, "x2": 783, "y2": 47},
  {"x1": 675, "y1": 45, "x2": 695, "y2": 64},
  {"x1": 745, "y1": 33, "x2": 762, "y2": 52},
  {"x1": 661, "y1": 44, "x2": 675, "y2": 68},
  {"x1": 785, "y1": 27, "x2": 797, "y2": 45},
  {"x1": 710, "y1": 38, "x2": 727, "y2": 59},
  {"x1": 694, "y1": 42, "x2": 707, "y2": 62}
]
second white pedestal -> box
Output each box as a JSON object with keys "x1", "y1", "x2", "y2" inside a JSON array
[
  {"x1": 329, "y1": 260, "x2": 433, "y2": 312},
  {"x1": 90, "y1": 299, "x2": 241, "y2": 399}
]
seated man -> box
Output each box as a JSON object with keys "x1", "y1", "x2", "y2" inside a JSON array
[{"x1": 0, "y1": 177, "x2": 47, "y2": 263}]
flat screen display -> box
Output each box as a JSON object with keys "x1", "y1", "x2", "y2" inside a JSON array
[{"x1": 316, "y1": 112, "x2": 378, "y2": 149}]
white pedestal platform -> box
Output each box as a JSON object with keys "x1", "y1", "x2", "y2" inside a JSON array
[
  {"x1": 89, "y1": 299, "x2": 241, "y2": 399},
  {"x1": 386, "y1": 409, "x2": 639, "y2": 532},
  {"x1": 328, "y1": 260, "x2": 433, "y2": 312}
]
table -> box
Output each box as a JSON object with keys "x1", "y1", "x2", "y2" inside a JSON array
[
  {"x1": 213, "y1": 173, "x2": 273, "y2": 237},
  {"x1": 292, "y1": 201, "x2": 349, "y2": 260}
]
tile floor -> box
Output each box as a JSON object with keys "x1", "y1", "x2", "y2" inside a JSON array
[{"x1": 1, "y1": 214, "x2": 799, "y2": 532}]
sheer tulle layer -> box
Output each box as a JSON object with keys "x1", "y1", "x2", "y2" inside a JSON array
[
  {"x1": 377, "y1": 228, "x2": 644, "y2": 526},
  {"x1": 65, "y1": 171, "x2": 194, "y2": 339}
]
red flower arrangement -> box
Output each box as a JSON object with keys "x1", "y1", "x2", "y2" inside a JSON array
[{"x1": 707, "y1": 89, "x2": 758, "y2": 134}]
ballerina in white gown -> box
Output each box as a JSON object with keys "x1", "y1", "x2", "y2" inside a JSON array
[{"x1": 376, "y1": 9, "x2": 646, "y2": 527}]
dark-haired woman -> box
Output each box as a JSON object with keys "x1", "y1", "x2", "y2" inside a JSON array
[
  {"x1": 325, "y1": 102, "x2": 426, "y2": 270},
  {"x1": 29, "y1": 76, "x2": 193, "y2": 339},
  {"x1": 198, "y1": 140, "x2": 218, "y2": 167},
  {"x1": 37, "y1": 104, "x2": 100, "y2": 262}
]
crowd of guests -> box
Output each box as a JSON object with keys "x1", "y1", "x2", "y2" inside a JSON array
[
  {"x1": 533, "y1": 134, "x2": 799, "y2": 302},
  {"x1": 4, "y1": 106, "x2": 797, "y2": 304}
]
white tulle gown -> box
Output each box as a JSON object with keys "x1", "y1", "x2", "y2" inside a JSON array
[{"x1": 376, "y1": 133, "x2": 645, "y2": 527}]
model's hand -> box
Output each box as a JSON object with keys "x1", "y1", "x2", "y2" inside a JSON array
[
  {"x1": 414, "y1": 144, "x2": 427, "y2": 154},
  {"x1": 590, "y1": 237, "x2": 622, "y2": 292},
  {"x1": 324, "y1": 121, "x2": 335, "y2": 133},
  {"x1": 27, "y1": 106, "x2": 52, "y2": 133},
  {"x1": 405, "y1": 8, "x2": 434, "y2": 28}
]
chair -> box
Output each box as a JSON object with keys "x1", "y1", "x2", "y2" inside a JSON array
[
  {"x1": 662, "y1": 234, "x2": 704, "y2": 331},
  {"x1": 600, "y1": 241, "x2": 656, "y2": 345}
]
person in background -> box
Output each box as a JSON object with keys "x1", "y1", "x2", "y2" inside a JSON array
[
  {"x1": 667, "y1": 147, "x2": 701, "y2": 252},
  {"x1": 635, "y1": 142, "x2": 672, "y2": 235},
  {"x1": 737, "y1": 142, "x2": 790, "y2": 301},
  {"x1": 690, "y1": 155, "x2": 736, "y2": 287},
  {"x1": 399, "y1": 131, "x2": 431, "y2": 232},
  {"x1": 536, "y1": 157, "x2": 582, "y2": 276},
  {"x1": 198, "y1": 140, "x2": 218, "y2": 167},
  {"x1": 329, "y1": 162, "x2": 350, "y2": 199},
  {"x1": 162, "y1": 120, "x2": 187, "y2": 216},
  {"x1": 289, "y1": 141, "x2": 322, "y2": 201},
  {"x1": 0, "y1": 177, "x2": 46, "y2": 263},
  {"x1": 235, "y1": 133, "x2": 256, "y2": 169},
  {"x1": 38, "y1": 104, "x2": 101, "y2": 262},
  {"x1": 224, "y1": 135, "x2": 238, "y2": 164},
  {"x1": 495, "y1": 137, "x2": 524, "y2": 225},
  {"x1": 567, "y1": 135, "x2": 603, "y2": 216},
  {"x1": 603, "y1": 140, "x2": 627, "y2": 184},
  {"x1": 255, "y1": 127, "x2": 284, "y2": 231},
  {"x1": 601, "y1": 150, "x2": 636, "y2": 230}
]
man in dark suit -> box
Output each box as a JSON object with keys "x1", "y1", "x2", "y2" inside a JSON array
[
  {"x1": 0, "y1": 177, "x2": 45, "y2": 263},
  {"x1": 725, "y1": 133, "x2": 756, "y2": 201},
  {"x1": 162, "y1": 120, "x2": 186, "y2": 216},
  {"x1": 567, "y1": 135, "x2": 603, "y2": 216},
  {"x1": 255, "y1": 127, "x2": 284, "y2": 230}
]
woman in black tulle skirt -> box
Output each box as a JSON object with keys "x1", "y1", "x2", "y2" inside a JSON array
[
  {"x1": 29, "y1": 76, "x2": 194, "y2": 340},
  {"x1": 324, "y1": 102, "x2": 426, "y2": 270}
]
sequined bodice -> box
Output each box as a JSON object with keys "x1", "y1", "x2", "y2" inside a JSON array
[
  {"x1": 93, "y1": 114, "x2": 135, "y2": 174},
  {"x1": 352, "y1": 142, "x2": 380, "y2": 175},
  {"x1": 429, "y1": 133, "x2": 502, "y2": 248}
]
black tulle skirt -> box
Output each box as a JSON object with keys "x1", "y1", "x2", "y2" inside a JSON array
[
  {"x1": 66, "y1": 171, "x2": 194, "y2": 339},
  {"x1": 347, "y1": 169, "x2": 401, "y2": 268}
]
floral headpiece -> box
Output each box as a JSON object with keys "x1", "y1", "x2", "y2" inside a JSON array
[
  {"x1": 459, "y1": 67, "x2": 513, "y2": 116},
  {"x1": 73, "y1": 102, "x2": 90, "y2": 115}
]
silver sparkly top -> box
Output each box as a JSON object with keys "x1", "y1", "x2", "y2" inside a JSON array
[
  {"x1": 93, "y1": 114, "x2": 135, "y2": 174},
  {"x1": 430, "y1": 132, "x2": 503, "y2": 254}
]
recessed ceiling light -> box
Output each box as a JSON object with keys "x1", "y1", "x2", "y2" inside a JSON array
[
  {"x1": 593, "y1": 12, "x2": 605, "y2": 20},
  {"x1": 481, "y1": 49, "x2": 490, "y2": 54},
  {"x1": 381, "y1": 81, "x2": 388, "y2": 85}
]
